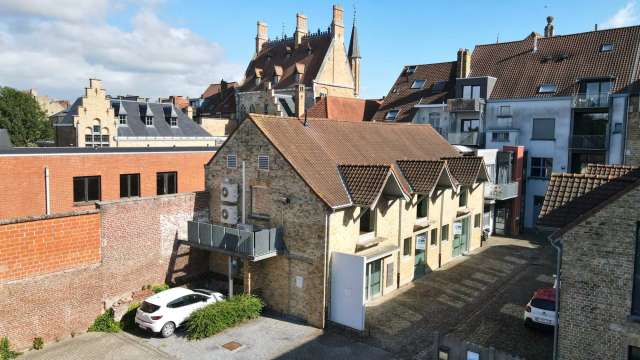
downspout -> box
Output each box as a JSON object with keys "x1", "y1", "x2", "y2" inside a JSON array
[
  {"x1": 550, "y1": 234, "x2": 562, "y2": 360},
  {"x1": 397, "y1": 197, "x2": 403, "y2": 287},
  {"x1": 44, "y1": 167, "x2": 51, "y2": 215},
  {"x1": 324, "y1": 210, "x2": 330, "y2": 326},
  {"x1": 242, "y1": 161, "x2": 246, "y2": 224},
  {"x1": 438, "y1": 190, "x2": 445, "y2": 268}
]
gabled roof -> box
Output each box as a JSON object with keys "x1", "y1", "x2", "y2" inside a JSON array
[
  {"x1": 396, "y1": 160, "x2": 448, "y2": 195},
  {"x1": 200, "y1": 83, "x2": 236, "y2": 117},
  {"x1": 201, "y1": 82, "x2": 238, "y2": 98},
  {"x1": 372, "y1": 61, "x2": 457, "y2": 123},
  {"x1": 470, "y1": 26, "x2": 640, "y2": 99},
  {"x1": 245, "y1": 114, "x2": 461, "y2": 208},
  {"x1": 305, "y1": 96, "x2": 381, "y2": 122},
  {"x1": 338, "y1": 165, "x2": 395, "y2": 207},
  {"x1": 442, "y1": 156, "x2": 490, "y2": 186},
  {"x1": 239, "y1": 32, "x2": 333, "y2": 92},
  {"x1": 584, "y1": 163, "x2": 638, "y2": 177},
  {"x1": 538, "y1": 165, "x2": 640, "y2": 229}
]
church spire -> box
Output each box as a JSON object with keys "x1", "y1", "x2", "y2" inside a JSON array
[{"x1": 348, "y1": 11, "x2": 360, "y2": 59}]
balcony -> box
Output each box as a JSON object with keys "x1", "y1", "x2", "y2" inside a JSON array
[
  {"x1": 484, "y1": 182, "x2": 519, "y2": 201},
  {"x1": 572, "y1": 93, "x2": 610, "y2": 109},
  {"x1": 448, "y1": 98, "x2": 482, "y2": 112},
  {"x1": 186, "y1": 221, "x2": 283, "y2": 261},
  {"x1": 448, "y1": 131, "x2": 484, "y2": 146},
  {"x1": 569, "y1": 135, "x2": 606, "y2": 150}
]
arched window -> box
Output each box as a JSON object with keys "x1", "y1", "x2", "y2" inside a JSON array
[{"x1": 84, "y1": 119, "x2": 109, "y2": 147}]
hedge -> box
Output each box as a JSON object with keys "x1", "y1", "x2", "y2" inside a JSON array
[
  {"x1": 88, "y1": 308, "x2": 120, "y2": 333},
  {"x1": 186, "y1": 294, "x2": 263, "y2": 340}
]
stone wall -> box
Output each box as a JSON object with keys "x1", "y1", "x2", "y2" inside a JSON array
[
  {"x1": 625, "y1": 95, "x2": 640, "y2": 166},
  {"x1": 557, "y1": 184, "x2": 640, "y2": 359}
]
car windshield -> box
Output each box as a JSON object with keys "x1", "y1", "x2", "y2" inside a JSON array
[
  {"x1": 531, "y1": 298, "x2": 555, "y2": 311},
  {"x1": 139, "y1": 301, "x2": 160, "y2": 313}
]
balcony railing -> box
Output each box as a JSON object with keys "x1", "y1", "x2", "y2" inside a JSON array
[
  {"x1": 186, "y1": 221, "x2": 282, "y2": 261},
  {"x1": 448, "y1": 131, "x2": 484, "y2": 146},
  {"x1": 572, "y1": 93, "x2": 610, "y2": 109},
  {"x1": 569, "y1": 135, "x2": 606, "y2": 150},
  {"x1": 484, "y1": 182, "x2": 519, "y2": 201},
  {"x1": 448, "y1": 98, "x2": 482, "y2": 112}
]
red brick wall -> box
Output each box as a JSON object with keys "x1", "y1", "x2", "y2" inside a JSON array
[
  {"x1": 0, "y1": 212, "x2": 100, "y2": 282},
  {"x1": 0, "y1": 150, "x2": 214, "y2": 220},
  {"x1": 0, "y1": 192, "x2": 210, "y2": 349}
]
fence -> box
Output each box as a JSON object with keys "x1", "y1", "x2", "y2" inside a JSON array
[{"x1": 432, "y1": 332, "x2": 524, "y2": 360}]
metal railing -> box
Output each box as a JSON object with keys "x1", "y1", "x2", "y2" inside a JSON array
[
  {"x1": 569, "y1": 135, "x2": 606, "y2": 150},
  {"x1": 484, "y1": 182, "x2": 519, "y2": 201},
  {"x1": 447, "y1": 98, "x2": 482, "y2": 112},
  {"x1": 187, "y1": 221, "x2": 282, "y2": 260},
  {"x1": 572, "y1": 93, "x2": 610, "y2": 109},
  {"x1": 447, "y1": 131, "x2": 484, "y2": 146}
]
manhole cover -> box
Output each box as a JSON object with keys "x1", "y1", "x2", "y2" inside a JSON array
[{"x1": 222, "y1": 341, "x2": 242, "y2": 351}]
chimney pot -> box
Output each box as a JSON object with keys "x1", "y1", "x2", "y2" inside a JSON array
[{"x1": 544, "y1": 15, "x2": 555, "y2": 37}]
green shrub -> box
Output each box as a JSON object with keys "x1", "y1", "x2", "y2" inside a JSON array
[
  {"x1": 88, "y1": 308, "x2": 120, "y2": 333},
  {"x1": 119, "y1": 302, "x2": 141, "y2": 332},
  {"x1": 186, "y1": 294, "x2": 263, "y2": 340},
  {"x1": 151, "y1": 284, "x2": 170, "y2": 294},
  {"x1": 0, "y1": 337, "x2": 20, "y2": 360},
  {"x1": 32, "y1": 337, "x2": 44, "y2": 350}
]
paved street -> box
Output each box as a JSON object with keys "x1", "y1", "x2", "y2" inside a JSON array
[{"x1": 363, "y1": 235, "x2": 555, "y2": 360}]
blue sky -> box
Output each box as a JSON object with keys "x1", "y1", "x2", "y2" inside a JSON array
[{"x1": 0, "y1": 0, "x2": 638, "y2": 100}]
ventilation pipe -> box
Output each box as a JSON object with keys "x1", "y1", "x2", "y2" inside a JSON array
[{"x1": 45, "y1": 167, "x2": 51, "y2": 215}]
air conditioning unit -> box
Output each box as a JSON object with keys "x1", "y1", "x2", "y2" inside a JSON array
[
  {"x1": 221, "y1": 181, "x2": 238, "y2": 203},
  {"x1": 221, "y1": 205, "x2": 238, "y2": 225}
]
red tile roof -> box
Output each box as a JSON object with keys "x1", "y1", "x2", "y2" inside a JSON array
[
  {"x1": 584, "y1": 163, "x2": 638, "y2": 177},
  {"x1": 200, "y1": 83, "x2": 236, "y2": 117},
  {"x1": 201, "y1": 82, "x2": 238, "y2": 99},
  {"x1": 396, "y1": 160, "x2": 446, "y2": 194},
  {"x1": 338, "y1": 165, "x2": 392, "y2": 207},
  {"x1": 305, "y1": 96, "x2": 381, "y2": 122},
  {"x1": 442, "y1": 156, "x2": 489, "y2": 186}
]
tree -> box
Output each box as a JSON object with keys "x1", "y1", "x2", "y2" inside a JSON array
[{"x1": 0, "y1": 87, "x2": 53, "y2": 146}]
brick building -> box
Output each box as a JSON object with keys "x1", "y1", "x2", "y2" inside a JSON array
[
  {"x1": 538, "y1": 164, "x2": 640, "y2": 359},
  {"x1": 187, "y1": 114, "x2": 488, "y2": 330},
  {"x1": 0, "y1": 147, "x2": 215, "y2": 219}
]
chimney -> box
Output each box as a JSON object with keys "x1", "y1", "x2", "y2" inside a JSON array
[
  {"x1": 544, "y1": 16, "x2": 555, "y2": 37},
  {"x1": 295, "y1": 13, "x2": 308, "y2": 47},
  {"x1": 256, "y1": 21, "x2": 268, "y2": 54},
  {"x1": 456, "y1": 49, "x2": 471, "y2": 78},
  {"x1": 186, "y1": 105, "x2": 194, "y2": 119},
  {"x1": 295, "y1": 84, "x2": 305, "y2": 118},
  {"x1": 331, "y1": 4, "x2": 344, "y2": 41},
  {"x1": 89, "y1": 78, "x2": 103, "y2": 90},
  {"x1": 533, "y1": 35, "x2": 538, "y2": 52}
]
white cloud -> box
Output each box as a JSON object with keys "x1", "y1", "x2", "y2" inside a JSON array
[
  {"x1": 604, "y1": 1, "x2": 639, "y2": 28},
  {"x1": 0, "y1": 1, "x2": 243, "y2": 101}
]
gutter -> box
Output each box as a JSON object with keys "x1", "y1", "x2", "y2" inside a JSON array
[{"x1": 549, "y1": 232, "x2": 562, "y2": 360}]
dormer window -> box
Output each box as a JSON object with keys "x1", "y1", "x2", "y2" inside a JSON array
[
  {"x1": 145, "y1": 116, "x2": 153, "y2": 126},
  {"x1": 384, "y1": 110, "x2": 399, "y2": 121},
  {"x1": 406, "y1": 65, "x2": 417, "y2": 75},
  {"x1": 538, "y1": 84, "x2": 557, "y2": 94},
  {"x1": 118, "y1": 114, "x2": 127, "y2": 125},
  {"x1": 411, "y1": 80, "x2": 426, "y2": 89},
  {"x1": 294, "y1": 73, "x2": 301, "y2": 82},
  {"x1": 169, "y1": 116, "x2": 177, "y2": 127},
  {"x1": 432, "y1": 80, "x2": 447, "y2": 92},
  {"x1": 255, "y1": 77, "x2": 261, "y2": 86},
  {"x1": 600, "y1": 43, "x2": 614, "y2": 52},
  {"x1": 273, "y1": 75, "x2": 280, "y2": 85}
]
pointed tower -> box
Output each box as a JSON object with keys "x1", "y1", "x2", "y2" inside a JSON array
[{"x1": 348, "y1": 15, "x2": 361, "y2": 97}]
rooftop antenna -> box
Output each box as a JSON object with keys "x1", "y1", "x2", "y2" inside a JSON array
[
  {"x1": 282, "y1": 21, "x2": 286, "y2": 39},
  {"x1": 496, "y1": 32, "x2": 500, "y2": 43},
  {"x1": 353, "y1": 2, "x2": 357, "y2": 24}
]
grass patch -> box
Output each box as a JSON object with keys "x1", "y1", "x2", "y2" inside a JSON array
[
  {"x1": 0, "y1": 337, "x2": 20, "y2": 360},
  {"x1": 32, "y1": 337, "x2": 43, "y2": 350},
  {"x1": 186, "y1": 294, "x2": 263, "y2": 340},
  {"x1": 151, "y1": 284, "x2": 170, "y2": 294},
  {"x1": 119, "y1": 302, "x2": 141, "y2": 332},
  {"x1": 88, "y1": 309, "x2": 120, "y2": 333}
]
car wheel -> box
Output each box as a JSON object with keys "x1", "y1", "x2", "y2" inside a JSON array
[
  {"x1": 524, "y1": 318, "x2": 533, "y2": 328},
  {"x1": 160, "y1": 322, "x2": 176, "y2": 338}
]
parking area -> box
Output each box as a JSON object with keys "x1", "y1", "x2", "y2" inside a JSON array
[{"x1": 362, "y1": 235, "x2": 555, "y2": 360}]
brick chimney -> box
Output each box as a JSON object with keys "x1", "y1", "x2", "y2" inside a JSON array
[
  {"x1": 456, "y1": 49, "x2": 471, "y2": 78},
  {"x1": 331, "y1": 5, "x2": 344, "y2": 42},
  {"x1": 294, "y1": 13, "x2": 308, "y2": 48},
  {"x1": 544, "y1": 16, "x2": 555, "y2": 37},
  {"x1": 295, "y1": 84, "x2": 305, "y2": 117},
  {"x1": 256, "y1": 21, "x2": 268, "y2": 54}
]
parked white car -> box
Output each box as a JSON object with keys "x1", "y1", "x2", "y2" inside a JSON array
[
  {"x1": 523, "y1": 287, "x2": 556, "y2": 328},
  {"x1": 135, "y1": 287, "x2": 224, "y2": 337}
]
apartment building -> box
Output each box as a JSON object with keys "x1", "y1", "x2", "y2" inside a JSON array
[
  {"x1": 0, "y1": 147, "x2": 215, "y2": 219},
  {"x1": 537, "y1": 164, "x2": 640, "y2": 359},
  {"x1": 183, "y1": 114, "x2": 487, "y2": 330}
]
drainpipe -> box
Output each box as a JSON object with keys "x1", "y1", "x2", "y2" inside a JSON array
[
  {"x1": 242, "y1": 161, "x2": 246, "y2": 224},
  {"x1": 438, "y1": 190, "x2": 445, "y2": 268},
  {"x1": 550, "y1": 234, "x2": 562, "y2": 360},
  {"x1": 324, "y1": 211, "x2": 330, "y2": 326},
  {"x1": 44, "y1": 167, "x2": 51, "y2": 215}
]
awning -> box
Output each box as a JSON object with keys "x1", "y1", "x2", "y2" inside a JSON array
[{"x1": 356, "y1": 244, "x2": 399, "y2": 262}]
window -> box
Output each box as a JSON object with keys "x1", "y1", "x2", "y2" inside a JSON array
[
  {"x1": 145, "y1": 116, "x2": 153, "y2": 126},
  {"x1": 438, "y1": 347, "x2": 450, "y2": 360},
  {"x1": 119, "y1": 173, "x2": 140, "y2": 198},
  {"x1": 428, "y1": 112, "x2": 441, "y2": 127},
  {"x1": 157, "y1": 172, "x2": 177, "y2": 195},
  {"x1": 463, "y1": 85, "x2": 481, "y2": 99},
  {"x1": 273, "y1": 75, "x2": 280, "y2": 85},
  {"x1": 118, "y1": 114, "x2": 127, "y2": 125},
  {"x1": 384, "y1": 110, "x2": 399, "y2": 121},
  {"x1": 441, "y1": 224, "x2": 449, "y2": 241},
  {"x1": 73, "y1": 176, "x2": 101, "y2": 203},
  {"x1": 169, "y1": 116, "x2": 177, "y2": 127},
  {"x1": 466, "y1": 351, "x2": 480, "y2": 360},
  {"x1": 530, "y1": 157, "x2": 553, "y2": 178},
  {"x1": 227, "y1": 154, "x2": 237, "y2": 169},
  {"x1": 600, "y1": 43, "x2": 614, "y2": 52},
  {"x1": 459, "y1": 188, "x2": 468, "y2": 207},
  {"x1": 532, "y1": 118, "x2": 555, "y2": 140},
  {"x1": 461, "y1": 119, "x2": 480, "y2": 132},
  {"x1": 474, "y1": 213, "x2": 481, "y2": 228},
  {"x1": 386, "y1": 262, "x2": 394, "y2": 288},
  {"x1": 411, "y1": 80, "x2": 426, "y2": 89},
  {"x1": 632, "y1": 222, "x2": 640, "y2": 316},
  {"x1": 492, "y1": 131, "x2": 510, "y2": 142},
  {"x1": 432, "y1": 80, "x2": 446, "y2": 92},
  {"x1": 630, "y1": 346, "x2": 640, "y2": 360},
  {"x1": 498, "y1": 105, "x2": 511, "y2": 116},
  {"x1": 85, "y1": 123, "x2": 109, "y2": 148},
  {"x1": 251, "y1": 185, "x2": 271, "y2": 217},
  {"x1": 416, "y1": 195, "x2": 428, "y2": 219},
  {"x1": 359, "y1": 208, "x2": 375, "y2": 234},
  {"x1": 258, "y1": 155, "x2": 269, "y2": 171},
  {"x1": 406, "y1": 65, "x2": 416, "y2": 74},
  {"x1": 538, "y1": 84, "x2": 557, "y2": 94},
  {"x1": 430, "y1": 228, "x2": 437, "y2": 246},
  {"x1": 403, "y1": 237, "x2": 412, "y2": 257},
  {"x1": 167, "y1": 296, "x2": 190, "y2": 309}
]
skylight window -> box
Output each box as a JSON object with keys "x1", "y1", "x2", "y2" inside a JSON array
[
  {"x1": 538, "y1": 84, "x2": 557, "y2": 94},
  {"x1": 384, "y1": 110, "x2": 399, "y2": 121},
  {"x1": 432, "y1": 80, "x2": 447, "y2": 92},
  {"x1": 406, "y1": 66, "x2": 417, "y2": 75},
  {"x1": 411, "y1": 80, "x2": 426, "y2": 89},
  {"x1": 600, "y1": 43, "x2": 614, "y2": 52}
]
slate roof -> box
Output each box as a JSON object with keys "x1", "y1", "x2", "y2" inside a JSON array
[
  {"x1": 239, "y1": 32, "x2": 333, "y2": 92},
  {"x1": 202, "y1": 82, "x2": 238, "y2": 99},
  {"x1": 442, "y1": 156, "x2": 490, "y2": 186},
  {"x1": 0, "y1": 129, "x2": 12, "y2": 148},
  {"x1": 338, "y1": 165, "x2": 391, "y2": 206},
  {"x1": 200, "y1": 84, "x2": 236, "y2": 117},
  {"x1": 396, "y1": 160, "x2": 446, "y2": 194},
  {"x1": 538, "y1": 165, "x2": 640, "y2": 228},
  {"x1": 372, "y1": 61, "x2": 457, "y2": 122},
  {"x1": 470, "y1": 26, "x2": 640, "y2": 99},
  {"x1": 240, "y1": 114, "x2": 463, "y2": 208},
  {"x1": 305, "y1": 96, "x2": 381, "y2": 122}
]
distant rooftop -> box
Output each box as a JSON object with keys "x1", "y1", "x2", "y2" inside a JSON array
[{"x1": 0, "y1": 146, "x2": 217, "y2": 156}]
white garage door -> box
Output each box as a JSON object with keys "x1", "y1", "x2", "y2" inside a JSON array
[{"x1": 329, "y1": 252, "x2": 365, "y2": 330}]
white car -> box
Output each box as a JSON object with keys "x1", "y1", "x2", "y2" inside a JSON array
[
  {"x1": 523, "y1": 287, "x2": 556, "y2": 328},
  {"x1": 135, "y1": 287, "x2": 224, "y2": 337}
]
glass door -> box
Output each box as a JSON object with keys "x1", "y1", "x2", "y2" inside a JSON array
[
  {"x1": 365, "y1": 259, "x2": 382, "y2": 300},
  {"x1": 414, "y1": 233, "x2": 427, "y2": 279},
  {"x1": 452, "y1": 218, "x2": 470, "y2": 257}
]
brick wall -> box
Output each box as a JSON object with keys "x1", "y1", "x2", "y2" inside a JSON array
[
  {"x1": 0, "y1": 192, "x2": 209, "y2": 349},
  {"x1": 625, "y1": 95, "x2": 640, "y2": 166},
  {"x1": 0, "y1": 150, "x2": 214, "y2": 220}
]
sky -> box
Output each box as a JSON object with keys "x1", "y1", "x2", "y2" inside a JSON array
[{"x1": 0, "y1": 0, "x2": 638, "y2": 102}]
